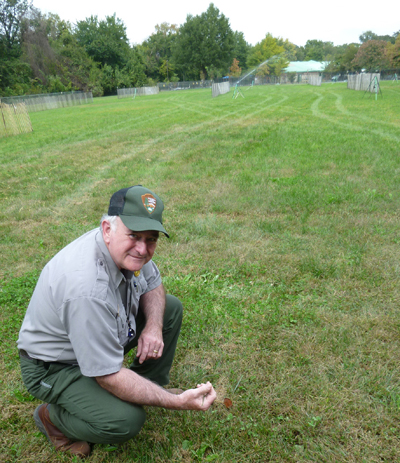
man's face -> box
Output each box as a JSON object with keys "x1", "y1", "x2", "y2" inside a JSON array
[{"x1": 102, "y1": 217, "x2": 159, "y2": 271}]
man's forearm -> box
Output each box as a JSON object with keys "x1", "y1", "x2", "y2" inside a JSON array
[
  {"x1": 96, "y1": 368, "x2": 217, "y2": 411},
  {"x1": 96, "y1": 368, "x2": 180, "y2": 408}
]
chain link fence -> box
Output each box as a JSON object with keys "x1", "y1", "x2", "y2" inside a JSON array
[
  {"x1": 378, "y1": 69, "x2": 400, "y2": 81},
  {"x1": 1, "y1": 91, "x2": 93, "y2": 113},
  {"x1": 158, "y1": 80, "x2": 213, "y2": 91},
  {"x1": 211, "y1": 69, "x2": 399, "y2": 87},
  {"x1": 117, "y1": 87, "x2": 159, "y2": 98},
  {"x1": 212, "y1": 82, "x2": 230, "y2": 97}
]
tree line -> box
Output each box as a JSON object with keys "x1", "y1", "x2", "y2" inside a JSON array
[{"x1": 1, "y1": 0, "x2": 399, "y2": 97}]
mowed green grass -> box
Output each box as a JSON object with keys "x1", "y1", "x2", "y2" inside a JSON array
[{"x1": 1, "y1": 81, "x2": 400, "y2": 462}]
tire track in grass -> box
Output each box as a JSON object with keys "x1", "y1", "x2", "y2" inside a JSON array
[
  {"x1": 66, "y1": 87, "x2": 270, "y2": 146},
  {"x1": 67, "y1": 91, "x2": 289, "y2": 182},
  {"x1": 4, "y1": 96, "x2": 209, "y2": 216},
  {"x1": 52, "y1": 93, "x2": 290, "y2": 212},
  {"x1": 169, "y1": 93, "x2": 289, "y2": 126},
  {"x1": 138, "y1": 92, "x2": 289, "y2": 157},
  {"x1": 14, "y1": 102, "x2": 187, "y2": 163},
  {"x1": 311, "y1": 92, "x2": 400, "y2": 143},
  {"x1": 333, "y1": 92, "x2": 400, "y2": 130},
  {"x1": 22, "y1": 95, "x2": 222, "y2": 168},
  {"x1": 169, "y1": 96, "x2": 274, "y2": 119},
  {"x1": 165, "y1": 86, "x2": 290, "y2": 120}
]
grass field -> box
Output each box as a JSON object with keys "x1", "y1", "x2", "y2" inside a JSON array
[{"x1": 1, "y1": 81, "x2": 400, "y2": 462}]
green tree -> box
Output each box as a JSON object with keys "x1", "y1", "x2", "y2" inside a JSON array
[
  {"x1": 268, "y1": 54, "x2": 290, "y2": 75},
  {"x1": 304, "y1": 40, "x2": 334, "y2": 61},
  {"x1": 246, "y1": 33, "x2": 288, "y2": 74},
  {"x1": 125, "y1": 46, "x2": 147, "y2": 87},
  {"x1": 75, "y1": 14, "x2": 130, "y2": 68},
  {"x1": 0, "y1": 0, "x2": 29, "y2": 55},
  {"x1": 324, "y1": 43, "x2": 360, "y2": 73},
  {"x1": 0, "y1": 0, "x2": 32, "y2": 94},
  {"x1": 100, "y1": 45, "x2": 149, "y2": 95},
  {"x1": 359, "y1": 31, "x2": 378, "y2": 43},
  {"x1": 232, "y1": 31, "x2": 250, "y2": 71},
  {"x1": 386, "y1": 34, "x2": 400, "y2": 68},
  {"x1": 304, "y1": 40, "x2": 324, "y2": 60},
  {"x1": 99, "y1": 63, "x2": 115, "y2": 94},
  {"x1": 56, "y1": 24, "x2": 103, "y2": 95},
  {"x1": 295, "y1": 45, "x2": 306, "y2": 61},
  {"x1": 20, "y1": 10, "x2": 101, "y2": 94},
  {"x1": 74, "y1": 14, "x2": 138, "y2": 94},
  {"x1": 337, "y1": 43, "x2": 360, "y2": 71},
  {"x1": 159, "y1": 59, "x2": 178, "y2": 82},
  {"x1": 277, "y1": 37, "x2": 297, "y2": 61},
  {"x1": 173, "y1": 3, "x2": 235, "y2": 80},
  {"x1": 360, "y1": 30, "x2": 396, "y2": 44},
  {"x1": 141, "y1": 22, "x2": 178, "y2": 82},
  {"x1": 351, "y1": 40, "x2": 390, "y2": 71},
  {"x1": 0, "y1": 57, "x2": 31, "y2": 95}
]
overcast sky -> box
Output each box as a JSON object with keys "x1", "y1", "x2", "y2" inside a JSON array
[{"x1": 31, "y1": 0, "x2": 399, "y2": 47}]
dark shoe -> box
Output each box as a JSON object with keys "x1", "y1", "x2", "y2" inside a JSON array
[{"x1": 34, "y1": 403, "x2": 91, "y2": 458}]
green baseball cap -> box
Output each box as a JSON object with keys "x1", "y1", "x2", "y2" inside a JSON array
[{"x1": 108, "y1": 185, "x2": 169, "y2": 237}]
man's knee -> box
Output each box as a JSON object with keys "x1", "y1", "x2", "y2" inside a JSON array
[
  {"x1": 113, "y1": 405, "x2": 146, "y2": 443},
  {"x1": 93, "y1": 404, "x2": 147, "y2": 444}
]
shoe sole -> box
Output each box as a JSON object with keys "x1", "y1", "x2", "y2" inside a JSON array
[{"x1": 33, "y1": 405, "x2": 51, "y2": 444}]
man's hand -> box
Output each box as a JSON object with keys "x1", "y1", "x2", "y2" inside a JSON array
[
  {"x1": 177, "y1": 382, "x2": 217, "y2": 411},
  {"x1": 136, "y1": 284, "x2": 166, "y2": 363},
  {"x1": 136, "y1": 323, "x2": 164, "y2": 364}
]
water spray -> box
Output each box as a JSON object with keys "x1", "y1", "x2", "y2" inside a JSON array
[{"x1": 233, "y1": 55, "x2": 284, "y2": 99}]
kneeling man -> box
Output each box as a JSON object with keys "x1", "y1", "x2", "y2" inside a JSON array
[{"x1": 17, "y1": 185, "x2": 216, "y2": 458}]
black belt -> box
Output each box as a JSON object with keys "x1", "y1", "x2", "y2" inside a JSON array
[
  {"x1": 19, "y1": 349, "x2": 51, "y2": 369},
  {"x1": 19, "y1": 350, "x2": 77, "y2": 368},
  {"x1": 19, "y1": 349, "x2": 38, "y2": 360}
]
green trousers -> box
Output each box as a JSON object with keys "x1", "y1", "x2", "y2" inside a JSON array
[{"x1": 20, "y1": 295, "x2": 183, "y2": 444}]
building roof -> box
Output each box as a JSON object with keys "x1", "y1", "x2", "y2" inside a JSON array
[{"x1": 284, "y1": 61, "x2": 328, "y2": 73}]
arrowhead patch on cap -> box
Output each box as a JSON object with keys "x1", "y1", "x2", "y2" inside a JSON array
[{"x1": 142, "y1": 193, "x2": 156, "y2": 214}]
